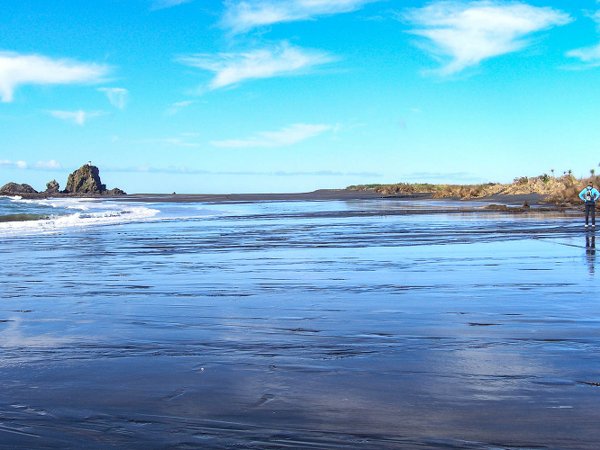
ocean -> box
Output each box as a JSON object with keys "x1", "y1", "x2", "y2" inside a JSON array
[{"x1": 1, "y1": 195, "x2": 599, "y2": 448}]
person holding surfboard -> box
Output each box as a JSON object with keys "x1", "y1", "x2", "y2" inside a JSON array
[{"x1": 579, "y1": 182, "x2": 600, "y2": 229}]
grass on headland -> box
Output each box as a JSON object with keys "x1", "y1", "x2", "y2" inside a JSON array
[{"x1": 347, "y1": 173, "x2": 599, "y2": 206}]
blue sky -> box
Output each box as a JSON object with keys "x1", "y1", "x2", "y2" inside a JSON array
[{"x1": 2, "y1": 0, "x2": 600, "y2": 193}]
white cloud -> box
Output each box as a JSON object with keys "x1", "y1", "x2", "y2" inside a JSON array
[
  {"x1": 178, "y1": 42, "x2": 333, "y2": 90},
  {"x1": 0, "y1": 159, "x2": 61, "y2": 170},
  {"x1": 48, "y1": 110, "x2": 106, "y2": 126},
  {"x1": 106, "y1": 165, "x2": 380, "y2": 177},
  {"x1": 211, "y1": 123, "x2": 333, "y2": 148},
  {"x1": 135, "y1": 133, "x2": 201, "y2": 148},
  {"x1": 405, "y1": 1, "x2": 571, "y2": 75},
  {"x1": 165, "y1": 100, "x2": 195, "y2": 115},
  {"x1": 222, "y1": 0, "x2": 377, "y2": 33},
  {"x1": 0, "y1": 52, "x2": 110, "y2": 102},
  {"x1": 151, "y1": 0, "x2": 193, "y2": 11},
  {"x1": 566, "y1": 10, "x2": 600, "y2": 68},
  {"x1": 566, "y1": 43, "x2": 600, "y2": 67},
  {"x1": 98, "y1": 87, "x2": 128, "y2": 109},
  {"x1": 0, "y1": 160, "x2": 28, "y2": 169},
  {"x1": 34, "y1": 160, "x2": 62, "y2": 170}
]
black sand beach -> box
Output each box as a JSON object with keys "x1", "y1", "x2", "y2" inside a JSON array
[{"x1": 122, "y1": 189, "x2": 547, "y2": 206}]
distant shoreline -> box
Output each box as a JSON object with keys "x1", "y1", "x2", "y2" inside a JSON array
[
  {"x1": 5, "y1": 189, "x2": 582, "y2": 214},
  {"x1": 9, "y1": 189, "x2": 550, "y2": 205},
  {"x1": 113, "y1": 189, "x2": 549, "y2": 206}
]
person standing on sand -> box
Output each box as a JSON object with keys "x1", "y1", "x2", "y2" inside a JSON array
[{"x1": 579, "y1": 182, "x2": 600, "y2": 229}]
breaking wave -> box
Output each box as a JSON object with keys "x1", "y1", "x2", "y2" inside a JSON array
[{"x1": 0, "y1": 197, "x2": 160, "y2": 236}]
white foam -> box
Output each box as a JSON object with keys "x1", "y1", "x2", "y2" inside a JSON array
[
  {"x1": 0, "y1": 199, "x2": 160, "y2": 236},
  {"x1": 9, "y1": 196, "x2": 95, "y2": 211}
]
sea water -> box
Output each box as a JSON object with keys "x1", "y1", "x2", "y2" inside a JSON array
[{"x1": 1, "y1": 196, "x2": 599, "y2": 449}]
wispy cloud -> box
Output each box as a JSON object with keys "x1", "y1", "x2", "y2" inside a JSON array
[
  {"x1": 165, "y1": 100, "x2": 195, "y2": 116},
  {"x1": 222, "y1": 0, "x2": 377, "y2": 33},
  {"x1": 151, "y1": 0, "x2": 193, "y2": 11},
  {"x1": 177, "y1": 42, "x2": 334, "y2": 91},
  {"x1": 107, "y1": 165, "x2": 380, "y2": 177},
  {"x1": 405, "y1": 1, "x2": 571, "y2": 76},
  {"x1": 0, "y1": 159, "x2": 61, "y2": 170},
  {"x1": 402, "y1": 171, "x2": 488, "y2": 183},
  {"x1": 0, "y1": 52, "x2": 110, "y2": 102},
  {"x1": 0, "y1": 160, "x2": 28, "y2": 169},
  {"x1": 566, "y1": 10, "x2": 600, "y2": 68},
  {"x1": 98, "y1": 87, "x2": 128, "y2": 109},
  {"x1": 34, "y1": 160, "x2": 62, "y2": 170},
  {"x1": 48, "y1": 110, "x2": 106, "y2": 126},
  {"x1": 566, "y1": 44, "x2": 600, "y2": 68},
  {"x1": 134, "y1": 132, "x2": 201, "y2": 148},
  {"x1": 211, "y1": 123, "x2": 333, "y2": 148}
]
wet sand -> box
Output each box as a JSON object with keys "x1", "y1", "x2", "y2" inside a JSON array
[{"x1": 1, "y1": 199, "x2": 598, "y2": 449}]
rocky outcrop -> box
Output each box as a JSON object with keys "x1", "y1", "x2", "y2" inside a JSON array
[
  {"x1": 0, "y1": 182, "x2": 38, "y2": 195},
  {"x1": 45, "y1": 179, "x2": 60, "y2": 194},
  {"x1": 61, "y1": 164, "x2": 126, "y2": 196},
  {"x1": 105, "y1": 187, "x2": 127, "y2": 196},
  {"x1": 64, "y1": 164, "x2": 105, "y2": 194},
  {"x1": 2, "y1": 164, "x2": 125, "y2": 197}
]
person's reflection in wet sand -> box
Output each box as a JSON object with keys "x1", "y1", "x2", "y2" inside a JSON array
[{"x1": 586, "y1": 233, "x2": 596, "y2": 275}]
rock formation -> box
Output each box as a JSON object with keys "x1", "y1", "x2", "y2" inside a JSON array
[
  {"x1": 45, "y1": 179, "x2": 60, "y2": 194},
  {"x1": 0, "y1": 182, "x2": 38, "y2": 195},
  {"x1": 64, "y1": 164, "x2": 106, "y2": 194},
  {"x1": 2, "y1": 163, "x2": 125, "y2": 197},
  {"x1": 105, "y1": 187, "x2": 127, "y2": 196}
]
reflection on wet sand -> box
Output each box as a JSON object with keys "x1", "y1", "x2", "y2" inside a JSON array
[
  {"x1": 586, "y1": 232, "x2": 596, "y2": 275},
  {"x1": 1, "y1": 201, "x2": 600, "y2": 448}
]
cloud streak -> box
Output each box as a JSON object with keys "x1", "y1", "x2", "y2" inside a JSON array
[
  {"x1": 48, "y1": 110, "x2": 106, "y2": 126},
  {"x1": 178, "y1": 42, "x2": 333, "y2": 91},
  {"x1": 0, "y1": 160, "x2": 28, "y2": 169},
  {"x1": 0, "y1": 160, "x2": 62, "y2": 170},
  {"x1": 107, "y1": 165, "x2": 380, "y2": 177},
  {"x1": 566, "y1": 10, "x2": 600, "y2": 68},
  {"x1": 34, "y1": 160, "x2": 62, "y2": 170},
  {"x1": 566, "y1": 44, "x2": 600, "y2": 68},
  {"x1": 211, "y1": 123, "x2": 333, "y2": 148},
  {"x1": 151, "y1": 0, "x2": 193, "y2": 11},
  {"x1": 405, "y1": 1, "x2": 571, "y2": 75},
  {"x1": 222, "y1": 0, "x2": 377, "y2": 33},
  {"x1": 0, "y1": 52, "x2": 110, "y2": 102},
  {"x1": 165, "y1": 100, "x2": 195, "y2": 116},
  {"x1": 98, "y1": 87, "x2": 128, "y2": 109}
]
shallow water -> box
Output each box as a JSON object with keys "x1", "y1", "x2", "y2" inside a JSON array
[{"x1": 1, "y1": 199, "x2": 599, "y2": 449}]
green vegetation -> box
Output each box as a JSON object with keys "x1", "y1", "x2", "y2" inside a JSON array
[{"x1": 347, "y1": 170, "x2": 598, "y2": 206}]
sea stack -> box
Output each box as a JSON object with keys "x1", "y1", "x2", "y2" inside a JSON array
[
  {"x1": 63, "y1": 163, "x2": 126, "y2": 195},
  {"x1": 45, "y1": 179, "x2": 60, "y2": 194},
  {"x1": 64, "y1": 164, "x2": 105, "y2": 194}
]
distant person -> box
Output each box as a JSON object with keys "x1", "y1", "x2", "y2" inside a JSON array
[{"x1": 579, "y1": 182, "x2": 600, "y2": 229}]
